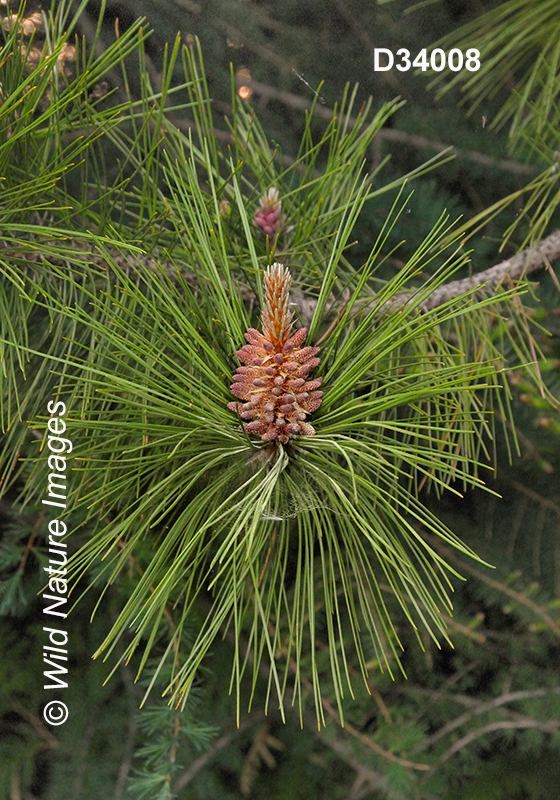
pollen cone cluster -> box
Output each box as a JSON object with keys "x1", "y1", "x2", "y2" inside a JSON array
[{"x1": 228, "y1": 263, "x2": 324, "y2": 444}]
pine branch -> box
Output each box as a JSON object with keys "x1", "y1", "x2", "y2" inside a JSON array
[
  {"x1": 220, "y1": 622, "x2": 430, "y2": 771},
  {"x1": 387, "y1": 228, "x2": 560, "y2": 314},
  {"x1": 74, "y1": 7, "x2": 130, "y2": 106},
  {"x1": 7, "y1": 227, "x2": 560, "y2": 329}
]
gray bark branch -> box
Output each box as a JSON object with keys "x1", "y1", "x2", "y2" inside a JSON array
[
  {"x1": 376, "y1": 228, "x2": 560, "y2": 318},
  {"x1": 8, "y1": 228, "x2": 560, "y2": 329}
]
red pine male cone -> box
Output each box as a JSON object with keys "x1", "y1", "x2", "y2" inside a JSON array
[{"x1": 227, "y1": 263, "x2": 324, "y2": 444}]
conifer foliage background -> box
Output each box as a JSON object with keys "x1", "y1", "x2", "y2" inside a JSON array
[{"x1": 1, "y1": 1, "x2": 560, "y2": 799}]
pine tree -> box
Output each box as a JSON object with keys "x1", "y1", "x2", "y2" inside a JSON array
[{"x1": 1, "y1": 2, "x2": 559, "y2": 799}]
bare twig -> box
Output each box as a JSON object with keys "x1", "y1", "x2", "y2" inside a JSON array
[{"x1": 379, "y1": 227, "x2": 560, "y2": 316}]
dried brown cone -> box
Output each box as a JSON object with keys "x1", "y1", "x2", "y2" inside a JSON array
[{"x1": 227, "y1": 263, "x2": 324, "y2": 444}]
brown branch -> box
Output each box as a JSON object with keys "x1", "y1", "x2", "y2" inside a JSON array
[
  {"x1": 418, "y1": 688, "x2": 560, "y2": 751},
  {"x1": 309, "y1": 688, "x2": 429, "y2": 772},
  {"x1": 240, "y1": 77, "x2": 538, "y2": 178},
  {"x1": 17, "y1": 512, "x2": 45, "y2": 574},
  {"x1": 330, "y1": 0, "x2": 403, "y2": 95},
  {"x1": 512, "y1": 480, "x2": 560, "y2": 517},
  {"x1": 440, "y1": 612, "x2": 486, "y2": 644},
  {"x1": 111, "y1": 661, "x2": 140, "y2": 800},
  {"x1": 12, "y1": 702, "x2": 59, "y2": 750},
  {"x1": 431, "y1": 718, "x2": 560, "y2": 771},
  {"x1": 397, "y1": 685, "x2": 480, "y2": 709},
  {"x1": 308, "y1": 722, "x2": 386, "y2": 799}
]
